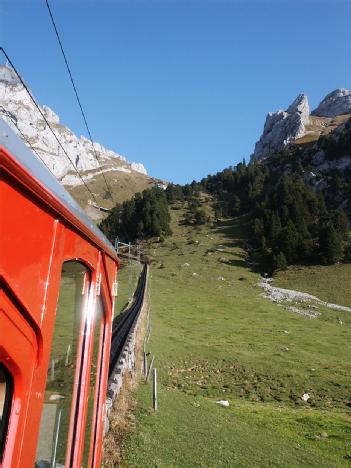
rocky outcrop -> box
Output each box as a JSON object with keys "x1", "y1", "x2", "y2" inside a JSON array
[
  {"x1": 0, "y1": 65, "x2": 148, "y2": 185},
  {"x1": 251, "y1": 89, "x2": 351, "y2": 162},
  {"x1": 312, "y1": 88, "x2": 351, "y2": 118},
  {"x1": 251, "y1": 94, "x2": 310, "y2": 161}
]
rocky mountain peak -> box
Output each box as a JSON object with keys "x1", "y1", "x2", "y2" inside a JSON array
[
  {"x1": 251, "y1": 93, "x2": 310, "y2": 162},
  {"x1": 0, "y1": 64, "x2": 148, "y2": 183},
  {"x1": 42, "y1": 105, "x2": 60, "y2": 125},
  {"x1": 287, "y1": 93, "x2": 310, "y2": 118},
  {"x1": 251, "y1": 88, "x2": 351, "y2": 162},
  {"x1": 312, "y1": 88, "x2": 351, "y2": 117},
  {"x1": 0, "y1": 64, "x2": 21, "y2": 86}
]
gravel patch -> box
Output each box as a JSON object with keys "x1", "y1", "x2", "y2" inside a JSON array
[{"x1": 258, "y1": 279, "x2": 351, "y2": 316}]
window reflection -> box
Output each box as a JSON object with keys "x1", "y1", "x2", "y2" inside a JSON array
[
  {"x1": 35, "y1": 262, "x2": 89, "y2": 468},
  {"x1": 82, "y1": 297, "x2": 105, "y2": 467}
]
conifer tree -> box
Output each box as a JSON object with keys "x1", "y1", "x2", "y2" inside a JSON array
[
  {"x1": 273, "y1": 252, "x2": 287, "y2": 271},
  {"x1": 319, "y1": 225, "x2": 343, "y2": 264}
]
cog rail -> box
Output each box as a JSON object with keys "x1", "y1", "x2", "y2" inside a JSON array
[{"x1": 108, "y1": 264, "x2": 147, "y2": 380}]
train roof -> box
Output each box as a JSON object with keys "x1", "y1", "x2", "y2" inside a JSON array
[{"x1": 0, "y1": 117, "x2": 118, "y2": 261}]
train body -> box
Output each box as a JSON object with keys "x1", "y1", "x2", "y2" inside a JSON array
[{"x1": 0, "y1": 118, "x2": 119, "y2": 467}]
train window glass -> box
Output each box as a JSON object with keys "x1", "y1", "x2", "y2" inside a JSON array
[
  {"x1": 82, "y1": 297, "x2": 105, "y2": 467},
  {"x1": 0, "y1": 364, "x2": 13, "y2": 462},
  {"x1": 35, "y1": 261, "x2": 90, "y2": 468}
]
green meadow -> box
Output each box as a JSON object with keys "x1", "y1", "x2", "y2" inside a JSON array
[{"x1": 122, "y1": 201, "x2": 351, "y2": 467}]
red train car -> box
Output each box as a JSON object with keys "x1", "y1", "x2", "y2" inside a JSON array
[{"x1": 0, "y1": 118, "x2": 119, "y2": 467}]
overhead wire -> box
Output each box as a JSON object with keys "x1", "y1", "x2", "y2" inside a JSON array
[
  {"x1": 44, "y1": 0, "x2": 115, "y2": 203},
  {"x1": 0, "y1": 47, "x2": 99, "y2": 205},
  {"x1": 0, "y1": 105, "x2": 57, "y2": 178}
]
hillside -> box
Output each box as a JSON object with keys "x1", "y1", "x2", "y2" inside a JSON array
[
  {"x1": 0, "y1": 64, "x2": 164, "y2": 217},
  {"x1": 105, "y1": 198, "x2": 351, "y2": 467}
]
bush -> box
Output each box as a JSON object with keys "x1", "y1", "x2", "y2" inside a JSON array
[{"x1": 194, "y1": 209, "x2": 208, "y2": 225}]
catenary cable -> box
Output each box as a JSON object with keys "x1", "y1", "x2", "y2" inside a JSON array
[
  {"x1": 0, "y1": 47, "x2": 99, "y2": 205},
  {"x1": 0, "y1": 105, "x2": 57, "y2": 178},
  {"x1": 44, "y1": 0, "x2": 115, "y2": 202}
]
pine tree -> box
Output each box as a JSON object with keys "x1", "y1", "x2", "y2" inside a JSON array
[
  {"x1": 278, "y1": 221, "x2": 299, "y2": 262},
  {"x1": 319, "y1": 225, "x2": 343, "y2": 264},
  {"x1": 232, "y1": 195, "x2": 241, "y2": 214},
  {"x1": 273, "y1": 252, "x2": 287, "y2": 271}
]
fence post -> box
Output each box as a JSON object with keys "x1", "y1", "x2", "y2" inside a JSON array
[
  {"x1": 65, "y1": 344, "x2": 71, "y2": 366},
  {"x1": 146, "y1": 355, "x2": 155, "y2": 383},
  {"x1": 153, "y1": 368, "x2": 158, "y2": 410},
  {"x1": 51, "y1": 359, "x2": 55, "y2": 381},
  {"x1": 143, "y1": 351, "x2": 148, "y2": 376}
]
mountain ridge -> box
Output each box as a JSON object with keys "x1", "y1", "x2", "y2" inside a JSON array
[
  {"x1": 0, "y1": 64, "x2": 164, "y2": 217},
  {"x1": 251, "y1": 88, "x2": 351, "y2": 162}
]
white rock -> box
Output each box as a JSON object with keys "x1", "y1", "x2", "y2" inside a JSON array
[
  {"x1": 49, "y1": 394, "x2": 65, "y2": 401},
  {"x1": 42, "y1": 105, "x2": 60, "y2": 124},
  {"x1": 192, "y1": 272, "x2": 198, "y2": 277},
  {"x1": 0, "y1": 64, "x2": 148, "y2": 186},
  {"x1": 251, "y1": 93, "x2": 310, "y2": 161},
  {"x1": 301, "y1": 393, "x2": 310, "y2": 402},
  {"x1": 131, "y1": 162, "x2": 147, "y2": 175},
  {"x1": 216, "y1": 400, "x2": 230, "y2": 407},
  {"x1": 312, "y1": 88, "x2": 351, "y2": 117}
]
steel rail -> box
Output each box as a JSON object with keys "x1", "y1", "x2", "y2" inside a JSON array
[{"x1": 108, "y1": 264, "x2": 147, "y2": 380}]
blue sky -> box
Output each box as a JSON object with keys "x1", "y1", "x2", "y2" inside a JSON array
[{"x1": 1, "y1": 0, "x2": 351, "y2": 184}]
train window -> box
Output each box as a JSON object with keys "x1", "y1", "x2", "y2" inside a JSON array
[
  {"x1": 82, "y1": 297, "x2": 106, "y2": 467},
  {"x1": 0, "y1": 364, "x2": 13, "y2": 462},
  {"x1": 35, "y1": 261, "x2": 90, "y2": 468}
]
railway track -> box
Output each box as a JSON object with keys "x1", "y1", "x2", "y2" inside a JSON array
[{"x1": 108, "y1": 263, "x2": 147, "y2": 380}]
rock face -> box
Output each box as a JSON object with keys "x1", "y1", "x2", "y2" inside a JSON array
[
  {"x1": 251, "y1": 94, "x2": 310, "y2": 162},
  {"x1": 312, "y1": 88, "x2": 351, "y2": 118},
  {"x1": 0, "y1": 65, "x2": 148, "y2": 185}
]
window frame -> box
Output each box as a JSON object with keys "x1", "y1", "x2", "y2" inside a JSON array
[
  {"x1": 85, "y1": 291, "x2": 108, "y2": 468},
  {"x1": 0, "y1": 363, "x2": 14, "y2": 462},
  {"x1": 61, "y1": 260, "x2": 92, "y2": 468},
  {"x1": 35, "y1": 259, "x2": 92, "y2": 468}
]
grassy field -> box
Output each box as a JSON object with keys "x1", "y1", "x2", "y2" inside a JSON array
[
  {"x1": 274, "y1": 264, "x2": 351, "y2": 308},
  {"x1": 121, "y1": 201, "x2": 351, "y2": 467}
]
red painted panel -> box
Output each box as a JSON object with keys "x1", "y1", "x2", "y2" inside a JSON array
[
  {"x1": 0, "y1": 171, "x2": 57, "y2": 327},
  {"x1": 0, "y1": 288, "x2": 37, "y2": 468},
  {"x1": 1, "y1": 144, "x2": 119, "y2": 467}
]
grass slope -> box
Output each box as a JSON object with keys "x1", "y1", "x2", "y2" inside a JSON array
[
  {"x1": 67, "y1": 170, "x2": 157, "y2": 219},
  {"x1": 121, "y1": 200, "x2": 351, "y2": 467},
  {"x1": 274, "y1": 264, "x2": 351, "y2": 307}
]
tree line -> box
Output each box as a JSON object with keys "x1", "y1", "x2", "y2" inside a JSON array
[
  {"x1": 99, "y1": 186, "x2": 171, "y2": 242},
  {"x1": 100, "y1": 118, "x2": 351, "y2": 272}
]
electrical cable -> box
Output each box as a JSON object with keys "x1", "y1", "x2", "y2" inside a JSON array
[
  {"x1": 44, "y1": 0, "x2": 115, "y2": 203},
  {"x1": 0, "y1": 47, "x2": 99, "y2": 205},
  {"x1": 0, "y1": 105, "x2": 57, "y2": 178}
]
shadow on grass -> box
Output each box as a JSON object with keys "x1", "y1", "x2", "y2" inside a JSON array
[
  {"x1": 212, "y1": 215, "x2": 260, "y2": 272},
  {"x1": 225, "y1": 258, "x2": 248, "y2": 268}
]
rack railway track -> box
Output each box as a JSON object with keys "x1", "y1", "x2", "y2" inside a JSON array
[{"x1": 108, "y1": 263, "x2": 148, "y2": 380}]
